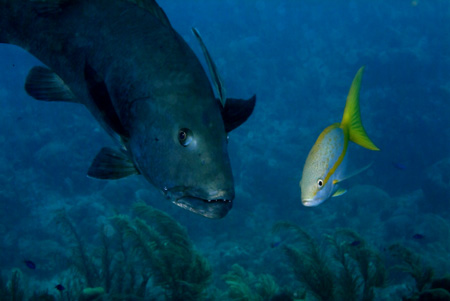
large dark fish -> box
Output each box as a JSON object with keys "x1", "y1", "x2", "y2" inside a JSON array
[{"x1": 0, "y1": 0, "x2": 256, "y2": 218}]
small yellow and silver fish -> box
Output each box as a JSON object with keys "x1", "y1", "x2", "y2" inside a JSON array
[{"x1": 300, "y1": 66, "x2": 379, "y2": 207}]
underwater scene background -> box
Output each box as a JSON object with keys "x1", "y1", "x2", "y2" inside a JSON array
[{"x1": 0, "y1": 0, "x2": 449, "y2": 300}]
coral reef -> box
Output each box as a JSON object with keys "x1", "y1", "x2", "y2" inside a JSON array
[
  {"x1": 112, "y1": 202, "x2": 212, "y2": 300},
  {"x1": 222, "y1": 263, "x2": 280, "y2": 300},
  {"x1": 0, "y1": 269, "x2": 25, "y2": 301},
  {"x1": 273, "y1": 221, "x2": 334, "y2": 301},
  {"x1": 47, "y1": 203, "x2": 212, "y2": 300},
  {"x1": 389, "y1": 243, "x2": 434, "y2": 299},
  {"x1": 421, "y1": 157, "x2": 450, "y2": 213},
  {"x1": 272, "y1": 222, "x2": 386, "y2": 301}
]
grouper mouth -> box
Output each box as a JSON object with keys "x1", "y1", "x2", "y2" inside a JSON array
[
  {"x1": 174, "y1": 197, "x2": 232, "y2": 219},
  {"x1": 163, "y1": 187, "x2": 233, "y2": 219}
]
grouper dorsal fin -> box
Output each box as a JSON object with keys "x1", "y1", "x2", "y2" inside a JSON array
[
  {"x1": 88, "y1": 147, "x2": 140, "y2": 180},
  {"x1": 124, "y1": 0, "x2": 172, "y2": 28},
  {"x1": 25, "y1": 66, "x2": 76, "y2": 102},
  {"x1": 192, "y1": 28, "x2": 226, "y2": 107},
  {"x1": 84, "y1": 63, "x2": 129, "y2": 138},
  {"x1": 221, "y1": 95, "x2": 256, "y2": 132}
]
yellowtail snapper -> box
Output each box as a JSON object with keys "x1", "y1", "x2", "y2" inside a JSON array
[{"x1": 300, "y1": 67, "x2": 379, "y2": 207}]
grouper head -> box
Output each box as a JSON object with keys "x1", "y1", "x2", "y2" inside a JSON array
[
  {"x1": 123, "y1": 27, "x2": 255, "y2": 219},
  {"x1": 82, "y1": 9, "x2": 256, "y2": 218},
  {"x1": 84, "y1": 60, "x2": 254, "y2": 219},
  {"x1": 126, "y1": 95, "x2": 238, "y2": 219}
]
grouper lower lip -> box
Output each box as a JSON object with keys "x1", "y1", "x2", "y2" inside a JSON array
[{"x1": 173, "y1": 197, "x2": 233, "y2": 219}]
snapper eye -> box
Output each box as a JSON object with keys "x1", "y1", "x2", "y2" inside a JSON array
[
  {"x1": 317, "y1": 179, "x2": 324, "y2": 188},
  {"x1": 178, "y1": 128, "x2": 193, "y2": 147}
]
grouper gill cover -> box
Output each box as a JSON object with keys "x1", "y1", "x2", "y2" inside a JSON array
[{"x1": 0, "y1": 0, "x2": 256, "y2": 219}]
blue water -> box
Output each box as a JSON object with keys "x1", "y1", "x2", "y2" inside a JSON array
[{"x1": 0, "y1": 0, "x2": 449, "y2": 299}]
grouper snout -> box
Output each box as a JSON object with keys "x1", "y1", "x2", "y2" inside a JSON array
[
  {"x1": 170, "y1": 193, "x2": 234, "y2": 219},
  {"x1": 157, "y1": 144, "x2": 236, "y2": 219},
  {"x1": 157, "y1": 178, "x2": 234, "y2": 218}
]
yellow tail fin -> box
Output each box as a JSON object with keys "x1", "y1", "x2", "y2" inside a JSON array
[{"x1": 340, "y1": 66, "x2": 380, "y2": 151}]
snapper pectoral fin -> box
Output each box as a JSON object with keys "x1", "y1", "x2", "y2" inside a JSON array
[
  {"x1": 88, "y1": 147, "x2": 140, "y2": 179},
  {"x1": 332, "y1": 188, "x2": 347, "y2": 197},
  {"x1": 340, "y1": 162, "x2": 373, "y2": 183}
]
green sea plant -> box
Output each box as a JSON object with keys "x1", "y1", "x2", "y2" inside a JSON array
[
  {"x1": 0, "y1": 269, "x2": 25, "y2": 301},
  {"x1": 28, "y1": 291, "x2": 56, "y2": 301},
  {"x1": 112, "y1": 202, "x2": 212, "y2": 300},
  {"x1": 327, "y1": 229, "x2": 386, "y2": 301},
  {"x1": 222, "y1": 263, "x2": 279, "y2": 300},
  {"x1": 53, "y1": 209, "x2": 149, "y2": 298},
  {"x1": 0, "y1": 273, "x2": 7, "y2": 297},
  {"x1": 51, "y1": 203, "x2": 212, "y2": 299},
  {"x1": 388, "y1": 243, "x2": 434, "y2": 293},
  {"x1": 53, "y1": 210, "x2": 100, "y2": 289},
  {"x1": 272, "y1": 223, "x2": 386, "y2": 301},
  {"x1": 273, "y1": 222, "x2": 334, "y2": 301}
]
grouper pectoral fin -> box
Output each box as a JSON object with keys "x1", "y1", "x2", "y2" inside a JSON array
[
  {"x1": 192, "y1": 28, "x2": 226, "y2": 107},
  {"x1": 25, "y1": 66, "x2": 76, "y2": 102},
  {"x1": 84, "y1": 63, "x2": 130, "y2": 138},
  {"x1": 88, "y1": 147, "x2": 140, "y2": 180},
  {"x1": 221, "y1": 95, "x2": 256, "y2": 132}
]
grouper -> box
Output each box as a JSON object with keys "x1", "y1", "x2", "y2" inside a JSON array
[{"x1": 0, "y1": 0, "x2": 256, "y2": 218}]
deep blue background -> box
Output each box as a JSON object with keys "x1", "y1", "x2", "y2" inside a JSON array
[{"x1": 0, "y1": 0, "x2": 448, "y2": 297}]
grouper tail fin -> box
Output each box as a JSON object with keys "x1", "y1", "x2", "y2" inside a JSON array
[{"x1": 340, "y1": 66, "x2": 380, "y2": 151}]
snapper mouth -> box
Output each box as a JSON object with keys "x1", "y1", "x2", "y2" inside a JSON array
[
  {"x1": 302, "y1": 199, "x2": 317, "y2": 207},
  {"x1": 174, "y1": 197, "x2": 232, "y2": 219}
]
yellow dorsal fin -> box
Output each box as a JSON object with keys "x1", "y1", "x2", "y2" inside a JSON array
[{"x1": 340, "y1": 66, "x2": 380, "y2": 151}]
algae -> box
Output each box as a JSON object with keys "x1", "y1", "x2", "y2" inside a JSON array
[
  {"x1": 112, "y1": 202, "x2": 212, "y2": 300},
  {"x1": 272, "y1": 222, "x2": 386, "y2": 301},
  {"x1": 222, "y1": 263, "x2": 280, "y2": 300}
]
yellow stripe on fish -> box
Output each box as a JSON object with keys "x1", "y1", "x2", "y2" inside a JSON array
[{"x1": 300, "y1": 66, "x2": 379, "y2": 207}]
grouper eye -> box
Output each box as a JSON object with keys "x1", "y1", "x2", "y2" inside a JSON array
[
  {"x1": 178, "y1": 128, "x2": 193, "y2": 146},
  {"x1": 317, "y1": 179, "x2": 324, "y2": 188}
]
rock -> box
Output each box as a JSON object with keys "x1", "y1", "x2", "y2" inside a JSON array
[
  {"x1": 432, "y1": 274, "x2": 450, "y2": 293},
  {"x1": 418, "y1": 288, "x2": 450, "y2": 301},
  {"x1": 421, "y1": 158, "x2": 450, "y2": 212}
]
